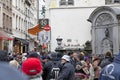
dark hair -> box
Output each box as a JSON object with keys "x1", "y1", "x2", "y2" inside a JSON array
[
  {"x1": 57, "y1": 52, "x2": 63, "y2": 60},
  {"x1": 27, "y1": 51, "x2": 40, "y2": 59},
  {"x1": 48, "y1": 52, "x2": 58, "y2": 60},
  {"x1": 105, "y1": 52, "x2": 112, "y2": 57},
  {"x1": 68, "y1": 51, "x2": 73, "y2": 56},
  {"x1": 93, "y1": 57, "x2": 101, "y2": 62},
  {"x1": 77, "y1": 53, "x2": 84, "y2": 60}
]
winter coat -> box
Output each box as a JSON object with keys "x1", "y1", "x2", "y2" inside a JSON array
[
  {"x1": 99, "y1": 53, "x2": 120, "y2": 80},
  {"x1": 42, "y1": 60, "x2": 61, "y2": 80},
  {"x1": 70, "y1": 57, "x2": 78, "y2": 68},
  {"x1": 58, "y1": 62, "x2": 75, "y2": 80}
]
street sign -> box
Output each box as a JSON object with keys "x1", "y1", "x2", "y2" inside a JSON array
[
  {"x1": 43, "y1": 25, "x2": 51, "y2": 31},
  {"x1": 39, "y1": 19, "x2": 49, "y2": 28}
]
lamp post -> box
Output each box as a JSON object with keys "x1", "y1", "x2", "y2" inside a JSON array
[{"x1": 56, "y1": 36, "x2": 63, "y2": 49}]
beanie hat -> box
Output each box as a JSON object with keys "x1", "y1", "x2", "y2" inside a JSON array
[
  {"x1": 21, "y1": 58, "x2": 42, "y2": 76},
  {"x1": 80, "y1": 52, "x2": 85, "y2": 56},
  {"x1": 84, "y1": 56, "x2": 89, "y2": 61},
  {"x1": 49, "y1": 52, "x2": 57, "y2": 60},
  {"x1": 62, "y1": 55, "x2": 70, "y2": 62}
]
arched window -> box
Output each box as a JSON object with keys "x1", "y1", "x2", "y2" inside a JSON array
[
  {"x1": 68, "y1": 0, "x2": 74, "y2": 5},
  {"x1": 59, "y1": 0, "x2": 67, "y2": 5}
]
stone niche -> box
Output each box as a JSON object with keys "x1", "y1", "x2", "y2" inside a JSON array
[{"x1": 88, "y1": 6, "x2": 120, "y2": 55}]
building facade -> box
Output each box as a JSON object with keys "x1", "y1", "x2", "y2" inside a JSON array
[
  {"x1": 44, "y1": 0, "x2": 120, "y2": 52},
  {"x1": 12, "y1": 0, "x2": 38, "y2": 54},
  {"x1": 44, "y1": 0, "x2": 105, "y2": 51},
  {"x1": 88, "y1": 2, "x2": 120, "y2": 54},
  {"x1": 0, "y1": 0, "x2": 13, "y2": 52}
]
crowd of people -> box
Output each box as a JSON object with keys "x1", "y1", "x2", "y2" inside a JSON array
[{"x1": 0, "y1": 50, "x2": 120, "y2": 80}]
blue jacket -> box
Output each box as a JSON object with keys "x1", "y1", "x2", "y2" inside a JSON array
[{"x1": 99, "y1": 53, "x2": 120, "y2": 80}]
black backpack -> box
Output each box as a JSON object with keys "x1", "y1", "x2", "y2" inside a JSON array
[{"x1": 49, "y1": 61, "x2": 60, "y2": 80}]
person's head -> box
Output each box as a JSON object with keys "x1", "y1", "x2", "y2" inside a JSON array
[
  {"x1": 68, "y1": 51, "x2": 74, "y2": 57},
  {"x1": 21, "y1": 58, "x2": 42, "y2": 76},
  {"x1": 77, "y1": 53, "x2": 84, "y2": 61},
  {"x1": 73, "y1": 52, "x2": 78, "y2": 59},
  {"x1": 56, "y1": 52, "x2": 63, "y2": 60},
  {"x1": 80, "y1": 52, "x2": 85, "y2": 57},
  {"x1": 105, "y1": 52, "x2": 112, "y2": 58},
  {"x1": 92, "y1": 57, "x2": 101, "y2": 68},
  {"x1": 22, "y1": 53, "x2": 28, "y2": 62},
  {"x1": 27, "y1": 51, "x2": 40, "y2": 59},
  {"x1": 84, "y1": 56, "x2": 90, "y2": 64},
  {"x1": 61, "y1": 55, "x2": 70, "y2": 64},
  {"x1": 9, "y1": 60, "x2": 19, "y2": 69},
  {"x1": 0, "y1": 50, "x2": 8, "y2": 62},
  {"x1": 48, "y1": 52, "x2": 57, "y2": 60}
]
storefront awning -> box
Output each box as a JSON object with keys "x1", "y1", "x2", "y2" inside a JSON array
[
  {"x1": 28, "y1": 24, "x2": 43, "y2": 35},
  {"x1": 0, "y1": 30, "x2": 13, "y2": 40},
  {"x1": 14, "y1": 37, "x2": 29, "y2": 45}
]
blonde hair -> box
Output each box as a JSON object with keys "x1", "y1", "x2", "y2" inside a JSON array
[{"x1": 9, "y1": 60, "x2": 19, "y2": 69}]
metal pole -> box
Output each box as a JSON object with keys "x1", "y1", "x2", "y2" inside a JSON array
[{"x1": 37, "y1": 0, "x2": 39, "y2": 23}]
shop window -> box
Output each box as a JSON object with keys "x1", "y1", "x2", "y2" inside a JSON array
[
  {"x1": 3, "y1": 40, "x2": 9, "y2": 51},
  {"x1": 68, "y1": 0, "x2": 74, "y2": 5}
]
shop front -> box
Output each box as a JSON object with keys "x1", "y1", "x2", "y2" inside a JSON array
[
  {"x1": 13, "y1": 37, "x2": 29, "y2": 54},
  {"x1": 0, "y1": 30, "x2": 13, "y2": 52}
]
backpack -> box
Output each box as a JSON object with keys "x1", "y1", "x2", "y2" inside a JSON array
[{"x1": 49, "y1": 61, "x2": 60, "y2": 80}]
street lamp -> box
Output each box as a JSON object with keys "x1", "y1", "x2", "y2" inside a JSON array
[{"x1": 56, "y1": 36, "x2": 63, "y2": 48}]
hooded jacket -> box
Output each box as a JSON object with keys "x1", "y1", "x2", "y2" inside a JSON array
[{"x1": 99, "y1": 52, "x2": 120, "y2": 80}]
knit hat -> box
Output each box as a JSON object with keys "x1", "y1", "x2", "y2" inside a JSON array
[
  {"x1": 84, "y1": 56, "x2": 89, "y2": 61},
  {"x1": 80, "y1": 52, "x2": 85, "y2": 56},
  {"x1": 21, "y1": 58, "x2": 42, "y2": 76},
  {"x1": 62, "y1": 55, "x2": 70, "y2": 62}
]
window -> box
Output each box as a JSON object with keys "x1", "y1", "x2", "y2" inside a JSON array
[
  {"x1": 68, "y1": 0, "x2": 74, "y2": 5},
  {"x1": 114, "y1": 0, "x2": 120, "y2": 3},
  {"x1": 105, "y1": 0, "x2": 120, "y2": 4},
  {"x1": 3, "y1": 13, "x2": 5, "y2": 29},
  {"x1": 60, "y1": 0, "x2": 66, "y2": 5},
  {"x1": 105, "y1": 0, "x2": 113, "y2": 4}
]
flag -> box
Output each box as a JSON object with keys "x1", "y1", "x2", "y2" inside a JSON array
[{"x1": 28, "y1": 24, "x2": 43, "y2": 35}]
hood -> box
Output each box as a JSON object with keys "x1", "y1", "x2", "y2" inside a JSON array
[
  {"x1": 48, "y1": 52, "x2": 58, "y2": 61},
  {"x1": 114, "y1": 52, "x2": 120, "y2": 64}
]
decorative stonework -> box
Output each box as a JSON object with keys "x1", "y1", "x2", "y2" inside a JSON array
[
  {"x1": 88, "y1": 6, "x2": 120, "y2": 54},
  {"x1": 95, "y1": 13, "x2": 114, "y2": 27}
]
